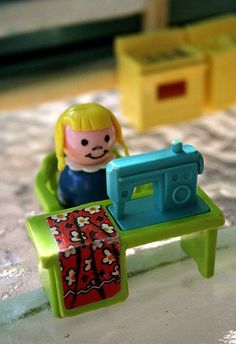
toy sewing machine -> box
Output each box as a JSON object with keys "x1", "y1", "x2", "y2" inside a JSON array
[{"x1": 26, "y1": 141, "x2": 224, "y2": 318}]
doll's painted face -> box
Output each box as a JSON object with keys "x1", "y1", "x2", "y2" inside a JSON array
[{"x1": 64, "y1": 125, "x2": 116, "y2": 166}]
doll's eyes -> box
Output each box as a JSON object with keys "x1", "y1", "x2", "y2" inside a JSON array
[
  {"x1": 81, "y1": 139, "x2": 89, "y2": 146},
  {"x1": 104, "y1": 135, "x2": 110, "y2": 143}
]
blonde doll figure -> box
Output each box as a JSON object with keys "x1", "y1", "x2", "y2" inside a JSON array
[{"x1": 55, "y1": 103, "x2": 129, "y2": 208}]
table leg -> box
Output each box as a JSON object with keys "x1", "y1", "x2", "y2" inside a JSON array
[{"x1": 181, "y1": 228, "x2": 218, "y2": 278}]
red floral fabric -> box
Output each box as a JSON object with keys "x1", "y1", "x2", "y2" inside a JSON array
[{"x1": 46, "y1": 205, "x2": 121, "y2": 310}]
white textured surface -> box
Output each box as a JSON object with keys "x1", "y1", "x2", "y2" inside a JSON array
[
  {"x1": 0, "y1": 83, "x2": 235, "y2": 342},
  {"x1": 1, "y1": 229, "x2": 236, "y2": 344},
  {"x1": 0, "y1": 88, "x2": 236, "y2": 302}
]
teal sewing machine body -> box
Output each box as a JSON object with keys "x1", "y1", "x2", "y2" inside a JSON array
[{"x1": 107, "y1": 140, "x2": 209, "y2": 229}]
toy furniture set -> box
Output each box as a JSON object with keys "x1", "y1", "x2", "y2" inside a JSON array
[
  {"x1": 26, "y1": 140, "x2": 224, "y2": 318},
  {"x1": 116, "y1": 15, "x2": 236, "y2": 130}
]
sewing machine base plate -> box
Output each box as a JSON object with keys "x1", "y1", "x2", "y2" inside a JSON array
[{"x1": 108, "y1": 195, "x2": 210, "y2": 231}]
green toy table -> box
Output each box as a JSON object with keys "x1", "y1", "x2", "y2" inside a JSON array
[{"x1": 26, "y1": 187, "x2": 224, "y2": 318}]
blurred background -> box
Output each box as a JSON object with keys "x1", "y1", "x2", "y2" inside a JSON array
[{"x1": 1, "y1": 0, "x2": 236, "y2": 110}]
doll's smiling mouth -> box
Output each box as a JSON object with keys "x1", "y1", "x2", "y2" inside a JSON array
[{"x1": 85, "y1": 150, "x2": 109, "y2": 160}]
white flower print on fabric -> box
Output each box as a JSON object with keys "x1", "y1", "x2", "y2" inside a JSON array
[
  {"x1": 92, "y1": 240, "x2": 103, "y2": 251},
  {"x1": 101, "y1": 223, "x2": 114, "y2": 234},
  {"x1": 64, "y1": 245, "x2": 77, "y2": 258},
  {"x1": 102, "y1": 249, "x2": 115, "y2": 265},
  {"x1": 65, "y1": 269, "x2": 76, "y2": 286},
  {"x1": 50, "y1": 226, "x2": 60, "y2": 235},
  {"x1": 70, "y1": 231, "x2": 86, "y2": 242},
  {"x1": 50, "y1": 213, "x2": 68, "y2": 222},
  {"x1": 60, "y1": 261, "x2": 64, "y2": 272},
  {"x1": 84, "y1": 205, "x2": 101, "y2": 214},
  {"x1": 111, "y1": 265, "x2": 120, "y2": 276},
  {"x1": 84, "y1": 258, "x2": 92, "y2": 271},
  {"x1": 76, "y1": 216, "x2": 90, "y2": 227}
]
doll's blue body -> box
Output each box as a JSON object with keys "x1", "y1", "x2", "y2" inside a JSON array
[{"x1": 58, "y1": 166, "x2": 108, "y2": 208}]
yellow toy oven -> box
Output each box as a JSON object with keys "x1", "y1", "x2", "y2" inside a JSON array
[
  {"x1": 115, "y1": 29, "x2": 207, "y2": 131},
  {"x1": 185, "y1": 15, "x2": 236, "y2": 110}
]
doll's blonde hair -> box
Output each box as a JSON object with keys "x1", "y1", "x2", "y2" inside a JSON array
[{"x1": 55, "y1": 103, "x2": 129, "y2": 171}]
